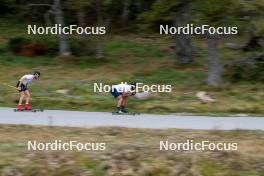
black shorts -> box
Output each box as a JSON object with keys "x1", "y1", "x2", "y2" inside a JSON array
[{"x1": 16, "y1": 81, "x2": 28, "y2": 92}]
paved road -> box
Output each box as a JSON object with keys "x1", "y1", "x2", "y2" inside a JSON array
[{"x1": 0, "y1": 108, "x2": 263, "y2": 130}]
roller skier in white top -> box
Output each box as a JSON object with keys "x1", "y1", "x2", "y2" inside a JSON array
[{"x1": 16, "y1": 71, "x2": 40, "y2": 111}]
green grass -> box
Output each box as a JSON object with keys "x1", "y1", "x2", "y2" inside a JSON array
[
  {"x1": 0, "y1": 125, "x2": 264, "y2": 176},
  {"x1": 0, "y1": 21, "x2": 263, "y2": 115},
  {"x1": 104, "y1": 37, "x2": 168, "y2": 58}
]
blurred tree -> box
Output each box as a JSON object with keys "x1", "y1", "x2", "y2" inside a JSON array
[
  {"x1": 64, "y1": 0, "x2": 94, "y2": 56},
  {"x1": 77, "y1": 6, "x2": 86, "y2": 40},
  {"x1": 26, "y1": 0, "x2": 71, "y2": 56},
  {"x1": 95, "y1": 0, "x2": 104, "y2": 59},
  {"x1": 64, "y1": 0, "x2": 106, "y2": 58},
  {"x1": 121, "y1": 0, "x2": 130, "y2": 26},
  {"x1": 223, "y1": 0, "x2": 264, "y2": 83},
  {"x1": 206, "y1": 34, "x2": 222, "y2": 86},
  {"x1": 193, "y1": 0, "x2": 241, "y2": 87},
  {"x1": 173, "y1": 1, "x2": 193, "y2": 65},
  {"x1": 138, "y1": 0, "x2": 194, "y2": 65},
  {"x1": 53, "y1": 0, "x2": 71, "y2": 56}
]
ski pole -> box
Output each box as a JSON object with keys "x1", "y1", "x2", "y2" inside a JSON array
[{"x1": 0, "y1": 81, "x2": 17, "y2": 90}]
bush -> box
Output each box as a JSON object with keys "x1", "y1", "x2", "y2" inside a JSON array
[
  {"x1": 224, "y1": 56, "x2": 264, "y2": 82},
  {"x1": 8, "y1": 37, "x2": 97, "y2": 57},
  {"x1": 8, "y1": 37, "x2": 30, "y2": 53},
  {"x1": 69, "y1": 38, "x2": 95, "y2": 56},
  {"x1": 8, "y1": 37, "x2": 58, "y2": 56}
]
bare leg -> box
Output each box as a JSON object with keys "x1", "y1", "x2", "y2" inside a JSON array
[
  {"x1": 117, "y1": 95, "x2": 123, "y2": 108},
  {"x1": 18, "y1": 92, "x2": 25, "y2": 105},
  {"x1": 121, "y1": 96, "x2": 126, "y2": 107},
  {"x1": 24, "y1": 90, "x2": 30, "y2": 104}
]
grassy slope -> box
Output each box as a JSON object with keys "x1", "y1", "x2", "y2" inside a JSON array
[
  {"x1": 0, "y1": 125, "x2": 264, "y2": 176},
  {"x1": 0, "y1": 21, "x2": 263, "y2": 115}
]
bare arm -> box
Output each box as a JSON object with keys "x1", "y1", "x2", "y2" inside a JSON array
[{"x1": 122, "y1": 91, "x2": 135, "y2": 97}]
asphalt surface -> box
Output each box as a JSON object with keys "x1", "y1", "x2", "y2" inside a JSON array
[{"x1": 0, "y1": 108, "x2": 263, "y2": 130}]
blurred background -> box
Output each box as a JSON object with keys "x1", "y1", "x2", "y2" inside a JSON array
[
  {"x1": 0, "y1": 1, "x2": 264, "y2": 176},
  {"x1": 0, "y1": 0, "x2": 263, "y2": 115}
]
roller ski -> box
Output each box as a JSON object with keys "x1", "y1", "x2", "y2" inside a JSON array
[
  {"x1": 14, "y1": 104, "x2": 43, "y2": 112},
  {"x1": 112, "y1": 107, "x2": 140, "y2": 116}
]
